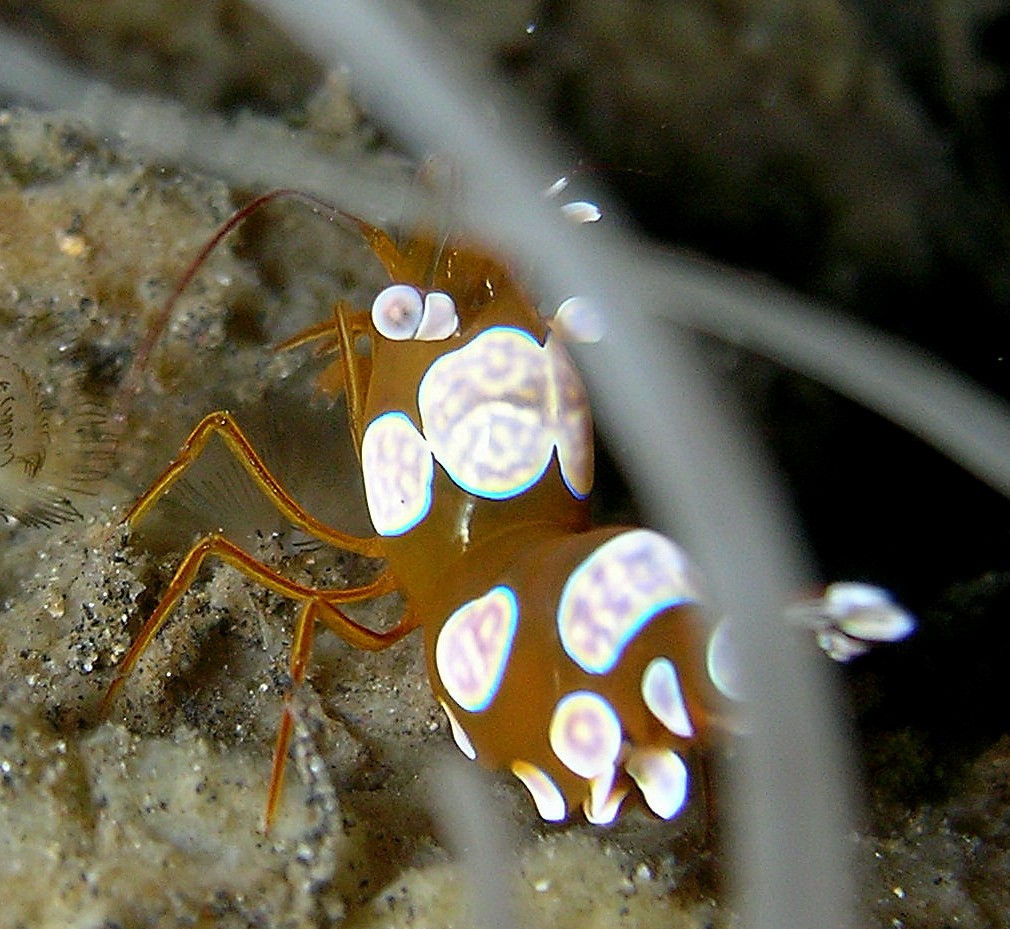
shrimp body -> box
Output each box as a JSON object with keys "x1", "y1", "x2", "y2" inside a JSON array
[
  {"x1": 342, "y1": 226, "x2": 733, "y2": 822},
  {"x1": 105, "y1": 200, "x2": 912, "y2": 828},
  {"x1": 105, "y1": 203, "x2": 768, "y2": 830}
]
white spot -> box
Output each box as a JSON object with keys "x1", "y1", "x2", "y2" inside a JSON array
[
  {"x1": 511, "y1": 760, "x2": 566, "y2": 821},
  {"x1": 436, "y1": 586, "x2": 519, "y2": 712},
  {"x1": 543, "y1": 176, "x2": 569, "y2": 198},
  {"x1": 706, "y1": 618, "x2": 744, "y2": 701},
  {"x1": 584, "y1": 768, "x2": 627, "y2": 825},
  {"x1": 549, "y1": 331, "x2": 593, "y2": 492},
  {"x1": 545, "y1": 335, "x2": 594, "y2": 497},
  {"x1": 360, "y1": 411, "x2": 434, "y2": 536},
  {"x1": 817, "y1": 630, "x2": 872, "y2": 662},
  {"x1": 641, "y1": 657, "x2": 694, "y2": 738},
  {"x1": 549, "y1": 691, "x2": 622, "y2": 780},
  {"x1": 417, "y1": 326, "x2": 593, "y2": 500},
  {"x1": 372, "y1": 284, "x2": 424, "y2": 340},
  {"x1": 785, "y1": 582, "x2": 916, "y2": 663},
  {"x1": 551, "y1": 296, "x2": 604, "y2": 343},
  {"x1": 438, "y1": 698, "x2": 477, "y2": 760},
  {"x1": 416, "y1": 291, "x2": 459, "y2": 341},
  {"x1": 557, "y1": 530, "x2": 704, "y2": 675},
  {"x1": 823, "y1": 583, "x2": 916, "y2": 643},
  {"x1": 560, "y1": 200, "x2": 602, "y2": 224},
  {"x1": 625, "y1": 747, "x2": 689, "y2": 820}
]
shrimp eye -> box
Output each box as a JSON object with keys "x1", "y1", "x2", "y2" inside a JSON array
[
  {"x1": 371, "y1": 285, "x2": 459, "y2": 341},
  {"x1": 372, "y1": 284, "x2": 424, "y2": 340}
]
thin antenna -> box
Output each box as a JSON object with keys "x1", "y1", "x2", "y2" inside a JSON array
[{"x1": 111, "y1": 188, "x2": 355, "y2": 432}]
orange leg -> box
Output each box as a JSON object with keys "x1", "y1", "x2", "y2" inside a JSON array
[
  {"x1": 324, "y1": 306, "x2": 371, "y2": 451},
  {"x1": 125, "y1": 410, "x2": 383, "y2": 557},
  {"x1": 101, "y1": 531, "x2": 419, "y2": 830},
  {"x1": 117, "y1": 306, "x2": 402, "y2": 827},
  {"x1": 266, "y1": 595, "x2": 421, "y2": 829},
  {"x1": 275, "y1": 303, "x2": 373, "y2": 450}
]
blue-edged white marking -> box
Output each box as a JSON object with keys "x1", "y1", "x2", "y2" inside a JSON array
[
  {"x1": 417, "y1": 326, "x2": 593, "y2": 500},
  {"x1": 548, "y1": 690, "x2": 622, "y2": 779},
  {"x1": 556, "y1": 529, "x2": 704, "y2": 675},
  {"x1": 625, "y1": 747, "x2": 689, "y2": 819},
  {"x1": 435, "y1": 585, "x2": 519, "y2": 712},
  {"x1": 510, "y1": 760, "x2": 566, "y2": 822},
  {"x1": 360, "y1": 411, "x2": 434, "y2": 537},
  {"x1": 641, "y1": 657, "x2": 694, "y2": 739},
  {"x1": 438, "y1": 698, "x2": 477, "y2": 760}
]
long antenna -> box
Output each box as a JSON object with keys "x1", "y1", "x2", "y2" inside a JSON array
[{"x1": 111, "y1": 188, "x2": 351, "y2": 432}]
